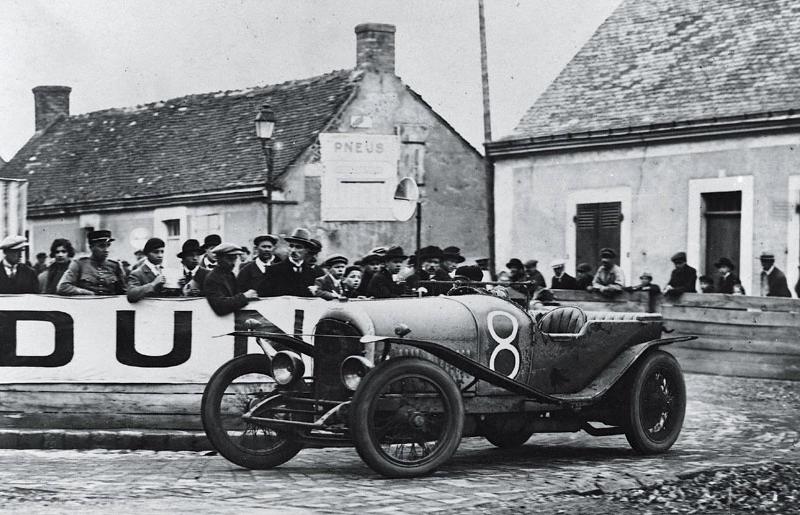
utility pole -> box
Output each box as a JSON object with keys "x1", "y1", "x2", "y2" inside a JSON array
[{"x1": 478, "y1": 0, "x2": 496, "y2": 278}]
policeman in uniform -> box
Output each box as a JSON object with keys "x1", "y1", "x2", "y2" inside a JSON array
[{"x1": 57, "y1": 230, "x2": 126, "y2": 295}]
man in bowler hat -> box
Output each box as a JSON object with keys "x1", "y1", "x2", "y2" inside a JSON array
[
  {"x1": 200, "y1": 234, "x2": 222, "y2": 269},
  {"x1": 368, "y1": 246, "x2": 408, "y2": 298},
  {"x1": 663, "y1": 251, "x2": 697, "y2": 297},
  {"x1": 204, "y1": 243, "x2": 258, "y2": 315},
  {"x1": 127, "y1": 237, "x2": 167, "y2": 302},
  {"x1": 714, "y1": 257, "x2": 741, "y2": 294},
  {"x1": 441, "y1": 246, "x2": 465, "y2": 278},
  {"x1": 58, "y1": 230, "x2": 126, "y2": 295},
  {"x1": 407, "y1": 246, "x2": 450, "y2": 296},
  {"x1": 177, "y1": 239, "x2": 208, "y2": 296},
  {"x1": 237, "y1": 234, "x2": 279, "y2": 296},
  {"x1": 759, "y1": 252, "x2": 791, "y2": 297},
  {"x1": 261, "y1": 228, "x2": 325, "y2": 297},
  {"x1": 0, "y1": 235, "x2": 39, "y2": 294}
]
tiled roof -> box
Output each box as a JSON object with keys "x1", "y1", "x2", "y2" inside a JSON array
[
  {"x1": 510, "y1": 0, "x2": 800, "y2": 139},
  {"x1": 3, "y1": 69, "x2": 361, "y2": 209}
]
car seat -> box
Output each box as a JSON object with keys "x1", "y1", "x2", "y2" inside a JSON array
[{"x1": 538, "y1": 306, "x2": 587, "y2": 334}]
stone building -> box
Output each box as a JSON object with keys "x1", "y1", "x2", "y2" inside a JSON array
[
  {"x1": 487, "y1": 0, "x2": 800, "y2": 294},
  {"x1": 3, "y1": 23, "x2": 486, "y2": 262}
]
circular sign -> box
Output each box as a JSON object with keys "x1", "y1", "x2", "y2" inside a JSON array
[
  {"x1": 391, "y1": 177, "x2": 420, "y2": 221},
  {"x1": 129, "y1": 227, "x2": 150, "y2": 251}
]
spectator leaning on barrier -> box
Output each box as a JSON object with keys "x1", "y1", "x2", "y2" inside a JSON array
[
  {"x1": 126, "y1": 238, "x2": 167, "y2": 303},
  {"x1": 626, "y1": 272, "x2": 661, "y2": 294},
  {"x1": 0, "y1": 235, "x2": 39, "y2": 294},
  {"x1": 699, "y1": 275, "x2": 715, "y2": 293},
  {"x1": 368, "y1": 245, "x2": 408, "y2": 298},
  {"x1": 177, "y1": 239, "x2": 207, "y2": 297},
  {"x1": 261, "y1": 228, "x2": 325, "y2": 297},
  {"x1": 237, "y1": 234, "x2": 279, "y2": 296},
  {"x1": 341, "y1": 265, "x2": 363, "y2": 298},
  {"x1": 575, "y1": 262, "x2": 594, "y2": 291},
  {"x1": 356, "y1": 252, "x2": 383, "y2": 297},
  {"x1": 663, "y1": 251, "x2": 697, "y2": 297},
  {"x1": 39, "y1": 238, "x2": 75, "y2": 294},
  {"x1": 759, "y1": 252, "x2": 791, "y2": 297},
  {"x1": 590, "y1": 248, "x2": 625, "y2": 295},
  {"x1": 205, "y1": 243, "x2": 258, "y2": 315},
  {"x1": 550, "y1": 258, "x2": 577, "y2": 290},
  {"x1": 58, "y1": 230, "x2": 126, "y2": 296},
  {"x1": 315, "y1": 254, "x2": 348, "y2": 300},
  {"x1": 714, "y1": 257, "x2": 741, "y2": 294}
]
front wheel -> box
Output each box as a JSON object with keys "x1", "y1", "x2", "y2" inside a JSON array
[
  {"x1": 624, "y1": 350, "x2": 686, "y2": 454},
  {"x1": 201, "y1": 354, "x2": 303, "y2": 469},
  {"x1": 350, "y1": 358, "x2": 464, "y2": 478}
]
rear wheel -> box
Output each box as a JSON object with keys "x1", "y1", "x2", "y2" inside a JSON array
[
  {"x1": 624, "y1": 350, "x2": 686, "y2": 454},
  {"x1": 350, "y1": 358, "x2": 464, "y2": 478},
  {"x1": 201, "y1": 354, "x2": 303, "y2": 469}
]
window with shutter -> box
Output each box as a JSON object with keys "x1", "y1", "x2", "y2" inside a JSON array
[{"x1": 575, "y1": 202, "x2": 621, "y2": 273}]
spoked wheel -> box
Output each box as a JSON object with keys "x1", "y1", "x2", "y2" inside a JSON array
[
  {"x1": 624, "y1": 350, "x2": 686, "y2": 454},
  {"x1": 350, "y1": 358, "x2": 464, "y2": 478},
  {"x1": 201, "y1": 354, "x2": 303, "y2": 469}
]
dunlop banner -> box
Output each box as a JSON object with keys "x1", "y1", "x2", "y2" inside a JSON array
[{"x1": 0, "y1": 295, "x2": 330, "y2": 383}]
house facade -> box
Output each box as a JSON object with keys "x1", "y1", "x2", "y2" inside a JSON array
[
  {"x1": 3, "y1": 24, "x2": 486, "y2": 263},
  {"x1": 486, "y1": 0, "x2": 800, "y2": 294}
]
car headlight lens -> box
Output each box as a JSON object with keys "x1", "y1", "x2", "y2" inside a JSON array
[
  {"x1": 271, "y1": 350, "x2": 305, "y2": 386},
  {"x1": 340, "y1": 355, "x2": 374, "y2": 391}
]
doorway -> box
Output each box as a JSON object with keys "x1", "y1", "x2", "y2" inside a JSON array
[{"x1": 702, "y1": 191, "x2": 741, "y2": 278}]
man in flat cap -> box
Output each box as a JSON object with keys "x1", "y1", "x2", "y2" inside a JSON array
[
  {"x1": 714, "y1": 257, "x2": 741, "y2": 294},
  {"x1": 58, "y1": 230, "x2": 126, "y2": 296},
  {"x1": 590, "y1": 248, "x2": 625, "y2": 295},
  {"x1": 504, "y1": 258, "x2": 530, "y2": 303},
  {"x1": 356, "y1": 251, "x2": 384, "y2": 297},
  {"x1": 176, "y1": 239, "x2": 208, "y2": 297},
  {"x1": 550, "y1": 259, "x2": 577, "y2": 290},
  {"x1": 663, "y1": 251, "x2": 697, "y2": 297},
  {"x1": 314, "y1": 254, "x2": 348, "y2": 300},
  {"x1": 575, "y1": 263, "x2": 594, "y2": 291},
  {"x1": 204, "y1": 243, "x2": 258, "y2": 315},
  {"x1": 0, "y1": 235, "x2": 39, "y2": 294},
  {"x1": 524, "y1": 259, "x2": 546, "y2": 289},
  {"x1": 237, "y1": 234, "x2": 280, "y2": 296},
  {"x1": 261, "y1": 228, "x2": 324, "y2": 297},
  {"x1": 626, "y1": 272, "x2": 661, "y2": 294},
  {"x1": 368, "y1": 246, "x2": 408, "y2": 298},
  {"x1": 126, "y1": 238, "x2": 168, "y2": 302},
  {"x1": 759, "y1": 252, "x2": 791, "y2": 297}
]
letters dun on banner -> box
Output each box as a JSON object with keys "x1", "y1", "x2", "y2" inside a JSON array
[{"x1": 0, "y1": 295, "x2": 330, "y2": 383}]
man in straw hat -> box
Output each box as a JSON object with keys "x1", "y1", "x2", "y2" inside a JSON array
[
  {"x1": 550, "y1": 258, "x2": 577, "y2": 290},
  {"x1": 58, "y1": 230, "x2": 126, "y2": 295},
  {"x1": 0, "y1": 235, "x2": 39, "y2": 294},
  {"x1": 204, "y1": 243, "x2": 258, "y2": 315},
  {"x1": 262, "y1": 228, "x2": 324, "y2": 297}
]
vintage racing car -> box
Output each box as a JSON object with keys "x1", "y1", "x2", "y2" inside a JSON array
[{"x1": 201, "y1": 294, "x2": 693, "y2": 477}]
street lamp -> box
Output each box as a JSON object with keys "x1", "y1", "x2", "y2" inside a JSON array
[{"x1": 255, "y1": 104, "x2": 277, "y2": 233}]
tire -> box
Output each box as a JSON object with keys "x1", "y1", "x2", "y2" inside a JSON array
[
  {"x1": 350, "y1": 357, "x2": 464, "y2": 478},
  {"x1": 624, "y1": 350, "x2": 686, "y2": 454},
  {"x1": 484, "y1": 426, "x2": 534, "y2": 448},
  {"x1": 201, "y1": 354, "x2": 303, "y2": 469}
]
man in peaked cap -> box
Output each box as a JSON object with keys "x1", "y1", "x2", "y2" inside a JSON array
[
  {"x1": 200, "y1": 234, "x2": 222, "y2": 269},
  {"x1": 575, "y1": 262, "x2": 594, "y2": 291},
  {"x1": 0, "y1": 235, "x2": 39, "y2": 294},
  {"x1": 714, "y1": 256, "x2": 741, "y2": 294},
  {"x1": 58, "y1": 230, "x2": 127, "y2": 296},
  {"x1": 759, "y1": 251, "x2": 791, "y2": 297},
  {"x1": 356, "y1": 250, "x2": 385, "y2": 296},
  {"x1": 367, "y1": 245, "x2": 408, "y2": 298},
  {"x1": 550, "y1": 258, "x2": 577, "y2": 290},
  {"x1": 177, "y1": 238, "x2": 208, "y2": 297},
  {"x1": 314, "y1": 254, "x2": 349, "y2": 300},
  {"x1": 663, "y1": 251, "x2": 697, "y2": 297},
  {"x1": 237, "y1": 234, "x2": 280, "y2": 296},
  {"x1": 441, "y1": 246, "x2": 465, "y2": 278},
  {"x1": 590, "y1": 247, "x2": 625, "y2": 294},
  {"x1": 261, "y1": 228, "x2": 324, "y2": 297},
  {"x1": 204, "y1": 243, "x2": 258, "y2": 315},
  {"x1": 126, "y1": 237, "x2": 167, "y2": 302},
  {"x1": 523, "y1": 259, "x2": 546, "y2": 289}
]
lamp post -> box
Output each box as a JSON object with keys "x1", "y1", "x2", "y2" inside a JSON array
[{"x1": 255, "y1": 104, "x2": 277, "y2": 233}]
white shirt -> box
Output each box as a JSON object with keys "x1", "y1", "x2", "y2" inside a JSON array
[
  {"x1": 289, "y1": 258, "x2": 304, "y2": 272},
  {"x1": 2, "y1": 259, "x2": 17, "y2": 277},
  {"x1": 255, "y1": 256, "x2": 275, "y2": 274},
  {"x1": 142, "y1": 260, "x2": 163, "y2": 276}
]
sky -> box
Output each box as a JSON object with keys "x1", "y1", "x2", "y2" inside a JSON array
[{"x1": 0, "y1": 0, "x2": 623, "y2": 161}]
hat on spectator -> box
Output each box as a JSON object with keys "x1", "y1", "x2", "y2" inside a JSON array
[
  {"x1": 576, "y1": 262, "x2": 592, "y2": 273},
  {"x1": 142, "y1": 238, "x2": 165, "y2": 254},
  {"x1": 370, "y1": 246, "x2": 388, "y2": 255},
  {"x1": 323, "y1": 254, "x2": 348, "y2": 267},
  {"x1": 505, "y1": 258, "x2": 524, "y2": 269},
  {"x1": 418, "y1": 245, "x2": 444, "y2": 261},
  {"x1": 212, "y1": 242, "x2": 244, "y2": 256},
  {"x1": 284, "y1": 228, "x2": 316, "y2": 249},
  {"x1": 475, "y1": 257, "x2": 489, "y2": 267},
  {"x1": 671, "y1": 251, "x2": 687, "y2": 263},
  {"x1": 639, "y1": 272, "x2": 653, "y2": 280},
  {"x1": 309, "y1": 238, "x2": 323, "y2": 254},
  {"x1": 202, "y1": 234, "x2": 222, "y2": 249},
  {"x1": 524, "y1": 259, "x2": 539, "y2": 267},
  {"x1": 550, "y1": 259, "x2": 566, "y2": 269},
  {"x1": 599, "y1": 248, "x2": 616, "y2": 259},
  {"x1": 384, "y1": 246, "x2": 408, "y2": 260},
  {"x1": 344, "y1": 265, "x2": 362, "y2": 277},
  {"x1": 177, "y1": 239, "x2": 203, "y2": 258},
  {"x1": 88, "y1": 230, "x2": 114, "y2": 244},
  {"x1": 714, "y1": 257, "x2": 735, "y2": 269},
  {"x1": 0, "y1": 235, "x2": 28, "y2": 250},
  {"x1": 454, "y1": 265, "x2": 483, "y2": 282},
  {"x1": 253, "y1": 234, "x2": 278, "y2": 246},
  {"x1": 442, "y1": 246, "x2": 465, "y2": 263},
  {"x1": 759, "y1": 251, "x2": 776, "y2": 261}
]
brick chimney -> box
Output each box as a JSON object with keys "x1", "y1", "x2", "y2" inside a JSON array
[
  {"x1": 355, "y1": 23, "x2": 396, "y2": 74},
  {"x1": 32, "y1": 85, "x2": 71, "y2": 131}
]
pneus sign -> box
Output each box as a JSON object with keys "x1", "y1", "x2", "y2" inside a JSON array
[{"x1": 0, "y1": 295, "x2": 328, "y2": 383}]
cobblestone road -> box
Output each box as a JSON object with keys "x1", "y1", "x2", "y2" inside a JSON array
[{"x1": 1, "y1": 373, "x2": 798, "y2": 514}]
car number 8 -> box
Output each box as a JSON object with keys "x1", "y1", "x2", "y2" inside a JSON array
[{"x1": 487, "y1": 311, "x2": 520, "y2": 379}]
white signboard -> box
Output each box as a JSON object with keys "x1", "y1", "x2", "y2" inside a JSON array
[
  {"x1": 319, "y1": 133, "x2": 400, "y2": 221},
  {"x1": 0, "y1": 295, "x2": 330, "y2": 383}
]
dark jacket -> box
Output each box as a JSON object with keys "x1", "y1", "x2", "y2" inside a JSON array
[
  {"x1": 261, "y1": 260, "x2": 324, "y2": 298},
  {"x1": 57, "y1": 257, "x2": 126, "y2": 295},
  {"x1": 407, "y1": 268, "x2": 451, "y2": 296},
  {"x1": 204, "y1": 267, "x2": 249, "y2": 315},
  {"x1": 39, "y1": 261, "x2": 71, "y2": 294},
  {"x1": 356, "y1": 269, "x2": 376, "y2": 296},
  {"x1": 525, "y1": 269, "x2": 546, "y2": 289},
  {"x1": 367, "y1": 269, "x2": 404, "y2": 298},
  {"x1": 314, "y1": 274, "x2": 343, "y2": 300},
  {"x1": 0, "y1": 262, "x2": 39, "y2": 294},
  {"x1": 717, "y1": 272, "x2": 741, "y2": 294},
  {"x1": 666, "y1": 265, "x2": 697, "y2": 295},
  {"x1": 575, "y1": 273, "x2": 593, "y2": 291},
  {"x1": 761, "y1": 267, "x2": 791, "y2": 297},
  {"x1": 236, "y1": 258, "x2": 280, "y2": 296},
  {"x1": 179, "y1": 266, "x2": 209, "y2": 296},
  {"x1": 551, "y1": 273, "x2": 577, "y2": 290}
]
